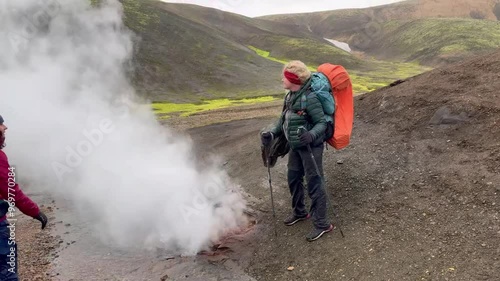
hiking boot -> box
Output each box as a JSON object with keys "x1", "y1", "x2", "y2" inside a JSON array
[
  {"x1": 306, "y1": 224, "x2": 334, "y2": 242},
  {"x1": 283, "y1": 213, "x2": 311, "y2": 226}
]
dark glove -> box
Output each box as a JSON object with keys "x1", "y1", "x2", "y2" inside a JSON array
[
  {"x1": 260, "y1": 132, "x2": 274, "y2": 147},
  {"x1": 34, "y1": 211, "x2": 48, "y2": 230},
  {"x1": 0, "y1": 200, "x2": 9, "y2": 218},
  {"x1": 298, "y1": 131, "x2": 314, "y2": 146}
]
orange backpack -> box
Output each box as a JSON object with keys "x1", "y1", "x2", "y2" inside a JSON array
[{"x1": 317, "y1": 63, "x2": 354, "y2": 150}]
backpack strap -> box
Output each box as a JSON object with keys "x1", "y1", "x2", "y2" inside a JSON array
[
  {"x1": 295, "y1": 89, "x2": 311, "y2": 117},
  {"x1": 292, "y1": 79, "x2": 313, "y2": 116},
  {"x1": 300, "y1": 93, "x2": 307, "y2": 112},
  {"x1": 282, "y1": 92, "x2": 289, "y2": 113},
  {"x1": 296, "y1": 78, "x2": 334, "y2": 147}
]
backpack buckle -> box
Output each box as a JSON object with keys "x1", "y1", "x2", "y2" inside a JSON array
[{"x1": 296, "y1": 110, "x2": 306, "y2": 116}]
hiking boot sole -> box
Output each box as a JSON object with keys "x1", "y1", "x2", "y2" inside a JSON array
[
  {"x1": 284, "y1": 214, "x2": 311, "y2": 226},
  {"x1": 306, "y1": 224, "x2": 335, "y2": 242}
]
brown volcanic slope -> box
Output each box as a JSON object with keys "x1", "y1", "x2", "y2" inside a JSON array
[{"x1": 182, "y1": 48, "x2": 500, "y2": 280}]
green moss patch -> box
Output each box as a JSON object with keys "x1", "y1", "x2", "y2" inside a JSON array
[{"x1": 152, "y1": 96, "x2": 277, "y2": 119}]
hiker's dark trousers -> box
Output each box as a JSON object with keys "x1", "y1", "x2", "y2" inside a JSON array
[
  {"x1": 0, "y1": 221, "x2": 18, "y2": 281},
  {"x1": 287, "y1": 143, "x2": 330, "y2": 229}
]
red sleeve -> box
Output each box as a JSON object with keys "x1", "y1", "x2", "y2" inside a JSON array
[{"x1": 0, "y1": 150, "x2": 40, "y2": 218}]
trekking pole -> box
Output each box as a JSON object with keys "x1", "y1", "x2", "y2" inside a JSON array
[
  {"x1": 298, "y1": 127, "x2": 345, "y2": 238},
  {"x1": 266, "y1": 156, "x2": 278, "y2": 237}
]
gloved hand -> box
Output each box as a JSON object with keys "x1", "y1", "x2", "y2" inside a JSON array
[
  {"x1": 299, "y1": 131, "x2": 314, "y2": 146},
  {"x1": 261, "y1": 132, "x2": 274, "y2": 147},
  {"x1": 34, "y1": 211, "x2": 48, "y2": 230}
]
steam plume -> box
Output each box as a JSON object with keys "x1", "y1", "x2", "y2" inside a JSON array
[{"x1": 0, "y1": 0, "x2": 247, "y2": 255}]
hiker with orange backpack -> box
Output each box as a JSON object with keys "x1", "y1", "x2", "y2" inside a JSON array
[{"x1": 261, "y1": 60, "x2": 334, "y2": 241}]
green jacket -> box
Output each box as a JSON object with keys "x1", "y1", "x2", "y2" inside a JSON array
[{"x1": 270, "y1": 79, "x2": 327, "y2": 150}]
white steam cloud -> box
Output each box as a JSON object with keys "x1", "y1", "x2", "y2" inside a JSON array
[{"x1": 0, "y1": 0, "x2": 247, "y2": 255}]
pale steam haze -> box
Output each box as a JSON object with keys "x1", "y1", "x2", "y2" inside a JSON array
[
  {"x1": 162, "y1": 0, "x2": 405, "y2": 17},
  {"x1": 0, "y1": 0, "x2": 247, "y2": 255}
]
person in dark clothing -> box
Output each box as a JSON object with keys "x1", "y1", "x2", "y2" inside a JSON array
[
  {"x1": 261, "y1": 60, "x2": 334, "y2": 242},
  {"x1": 0, "y1": 115, "x2": 48, "y2": 280}
]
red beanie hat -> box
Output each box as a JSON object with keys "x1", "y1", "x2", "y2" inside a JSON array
[{"x1": 284, "y1": 71, "x2": 302, "y2": 85}]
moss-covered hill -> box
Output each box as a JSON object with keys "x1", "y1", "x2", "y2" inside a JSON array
[
  {"x1": 104, "y1": 0, "x2": 500, "y2": 102},
  {"x1": 115, "y1": 1, "x2": 435, "y2": 101},
  {"x1": 118, "y1": 0, "x2": 375, "y2": 102},
  {"x1": 260, "y1": 0, "x2": 500, "y2": 66},
  {"x1": 119, "y1": 0, "x2": 283, "y2": 103},
  {"x1": 368, "y1": 18, "x2": 500, "y2": 65}
]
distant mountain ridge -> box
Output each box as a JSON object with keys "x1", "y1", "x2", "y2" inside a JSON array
[{"x1": 259, "y1": 0, "x2": 500, "y2": 65}]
